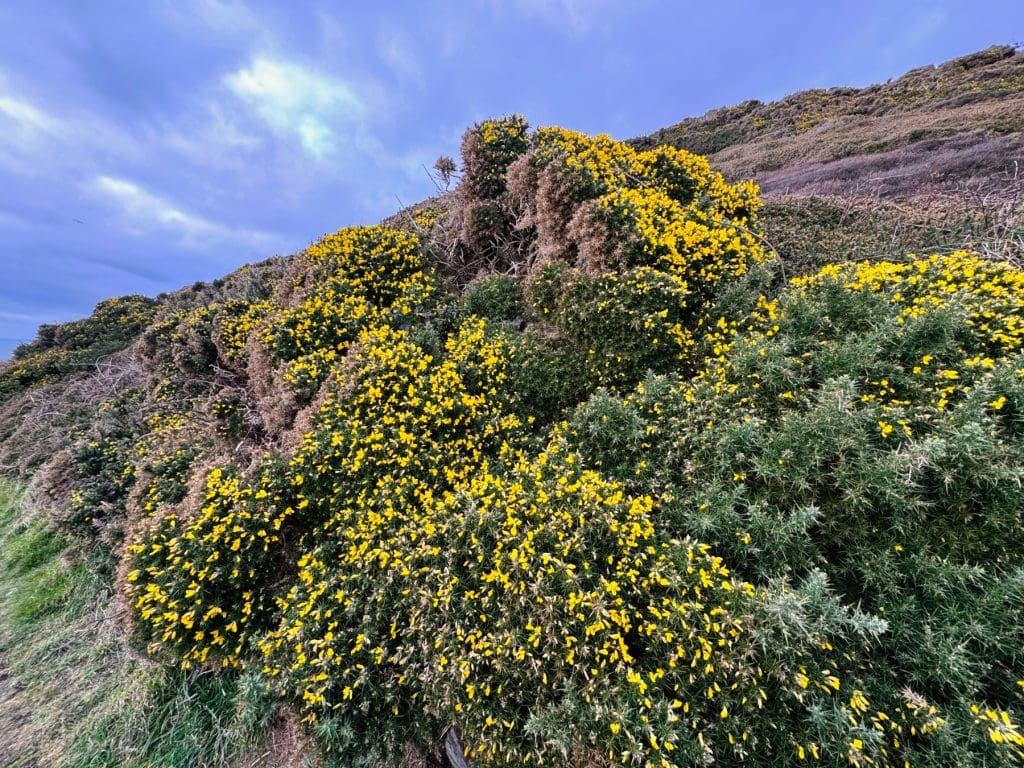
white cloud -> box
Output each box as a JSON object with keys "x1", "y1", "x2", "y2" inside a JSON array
[
  {"x1": 0, "y1": 92, "x2": 68, "y2": 172},
  {"x1": 0, "y1": 94, "x2": 63, "y2": 136},
  {"x1": 92, "y1": 175, "x2": 280, "y2": 250},
  {"x1": 225, "y1": 56, "x2": 365, "y2": 158}
]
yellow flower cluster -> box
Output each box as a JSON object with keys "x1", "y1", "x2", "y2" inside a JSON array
[
  {"x1": 147, "y1": 304, "x2": 214, "y2": 350},
  {"x1": 973, "y1": 704, "x2": 1024, "y2": 760},
  {"x1": 126, "y1": 225, "x2": 450, "y2": 669},
  {"x1": 544, "y1": 265, "x2": 698, "y2": 386},
  {"x1": 120, "y1": 408, "x2": 206, "y2": 523},
  {"x1": 127, "y1": 464, "x2": 290, "y2": 668},
  {"x1": 418, "y1": 442, "x2": 765, "y2": 768},
  {"x1": 272, "y1": 293, "x2": 384, "y2": 394},
  {"x1": 801, "y1": 687, "x2": 947, "y2": 767},
  {"x1": 295, "y1": 226, "x2": 430, "y2": 306},
  {"x1": 262, "y1": 420, "x2": 767, "y2": 766},
  {"x1": 594, "y1": 186, "x2": 763, "y2": 289},
  {"x1": 693, "y1": 252, "x2": 1024, "y2": 422},
  {"x1": 213, "y1": 299, "x2": 274, "y2": 365},
  {"x1": 791, "y1": 253, "x2": 1024, "y2": 416},
  {"x1": 412, "y1": 205, "x2": 441, "y2": 232},
  {"x1": 532, "y1": 126, "x2": 645, "y2": 195},
  {"x1": 531, "y1": 125, "x2": 762, "y2": 226},
  {"x1": 264, "y1": 226, "x2": 436, "y2": 397},
  {"x1": 258, "y1": 317, "x2": 525, "y2": 700},
  {"x1": 518, "y1": 126, "x2": 766, "y2": 385},
  {"x1": 792, "y1": 253, "x2": 1024, "y2": 352},
  {"x1": 462, "y1": 115, "x2": 530, "y2": 199}
]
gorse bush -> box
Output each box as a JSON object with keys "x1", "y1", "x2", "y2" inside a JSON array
[
  {"x1": 528, "y1": 265, "x2": 696, "y2": 387},
  {"x1": 450, "y1": 118, "x2": 769, "y2": 395},
  {"x1": 268, "y1": 439, "x2": 773, "y2": 767},
  {"x1": 461, "y1": 274, "x2": 524, "y2": 322},
  {"x1": 63, "y1": 388, "x2": 145, "y2": 542},
  {"x1": 213, "y1": 298, "x2": 275, "y2": 369},
  {"x1": 265, "y1": 225, "x2": 438, "y2": 400},
  {"x1": 15, "y1": 117, "x2": 1024, "y2": 767},
  {"x1": 259, "y1": 320, "x2": 528, "y2": 765},
  {"x1": 460, "y1": 115, "x2": 531, "y2": 200},
  {"x1": 568, "y1": 251, "x2": 1024, "y2": 766},
  {"x1": 127, "y1": 459, "x2": 295, "y2": 669},
  {"x1": 516, "y1": 128, "x2": 763, "y2": 270},
  {"x1": 0, "y1": 294, "x2": 156, "y2": 404}
]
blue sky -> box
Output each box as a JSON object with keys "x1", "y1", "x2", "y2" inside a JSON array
[{"x1": 1, "y1": 0, "x2": 1021, "y2": 359}]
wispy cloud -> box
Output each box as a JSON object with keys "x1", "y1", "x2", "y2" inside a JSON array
[
  {"x1": 160, "y1": 101, "x2": 263, "y2": 170},
  {"x1": 377, "y1": 30, "x2": 423, "y2": 84},
  {"x1": 91, "y1": 175, "x2": 281, "y2": 249},
  {"x1": 0, "y1": 208, "x2": 31, "y2": 230},
  {"x1": 225, "y1": 56, "x2": 365, "y2": 158},
  {"x1": 161, "y1": 0, "x2": 262, "y2": 37},
  {"x1": 0, "y1": 94, "x2": 63, "y2": 135},
  {"x1": 0, "y1": 91, "x2": 66, "y2": 171},
  {"x1": 479, "y1": 0, "x2": 623, "y2": 36},
  {"x1": 0, "y1": 83, "x2": 142, "y2": 176},
  {"x1": 0, "y1": 310, "x2": 44, "y2": 323}
]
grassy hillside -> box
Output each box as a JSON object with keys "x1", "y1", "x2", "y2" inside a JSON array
[
  {"x1": 633, "y1": 45, "x2": 1024, "y2": 198},
  {"x1": 2, "y1": 50, "x2": 1024, "y2": 768}
]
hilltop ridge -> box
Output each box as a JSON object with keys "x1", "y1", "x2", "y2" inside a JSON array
[{"x1": 634, "y1": 44, "x2": 1024, "y2": 198}]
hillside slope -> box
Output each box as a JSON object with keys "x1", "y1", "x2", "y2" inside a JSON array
[
  {"x1": 633, "y1": 46, "x2": 1024, "y2": 278},
  {"x1": 1, "y1": 50, "x2": 1024, "y2": 768},
  {"x1": 633, "y1": 45, "x2": 1024, "y2": 198}
]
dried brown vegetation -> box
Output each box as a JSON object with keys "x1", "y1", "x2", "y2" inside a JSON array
[
  {"x1": 753, "y1": 128, "x2": 1024, "y2": 198},
  {"x1": 635, "y1": 45, "x2": 1024, "y2": 198},
  {"x1": 762, "y1": 173, "x2": 1024, "y2": 276}
]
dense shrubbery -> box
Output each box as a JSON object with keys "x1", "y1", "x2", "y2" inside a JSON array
[
  {"x1": 62, "y1": 388, "x2": 145, "y2": 541},
  {"x1": 8, "y1": 118, "x2": 1024, "y2": 767},
  {"x1": 0, "y1": 294, "x2": 156, "y2": 404},
  {"x1": 447, "y1": 118, "x2": 769, "y2": 397},
  {"x1": 264, "y1": 226, "x2": 438, "y2": 400},
  {"x1": 127, "y1": 458, "x2": 295, "y2": 668},
  {"x1": 567, "y1": 252, "x2": 1024, "y2": 766},
  {"x1": 527, "y1": 264, "x2": 695, "y2": 387},
  {"x1": 460, "y1": 115, "x2": 531, "y2": 200},
  {"x1": 460, "y1": 274, "x2": 524, "y2": 322}
]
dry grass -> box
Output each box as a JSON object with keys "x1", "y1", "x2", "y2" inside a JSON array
[
  {"x1": 746, "y1": 118, "x2": 1024, "y2": 198},
  {"x1": 0, "y1": 351, "x2": 145, "y2": 477},
  {"x1": 0, "y1": 481, "x2": 294, "y2": 768},
  {"x1": 762, "y1": 173, "x2": 1024, "y2": 276},
  {"x1": 636, "y1": 46, "x2": 1023, "y2": 154},
  {"x1": 239, "y1": 705, "x2": 316, "y2": 768},
  {"x1": 634, "y1": 46, "x2": 1024, "y2": 200}
]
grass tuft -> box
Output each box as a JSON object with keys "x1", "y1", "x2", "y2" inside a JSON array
[{"x1": 0, "y1": 481, "x2": 280, "y2": 768}]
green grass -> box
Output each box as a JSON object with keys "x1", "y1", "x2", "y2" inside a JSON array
[{"x1": 0, "y1": 481, "x2": 281, "y2": 768}]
